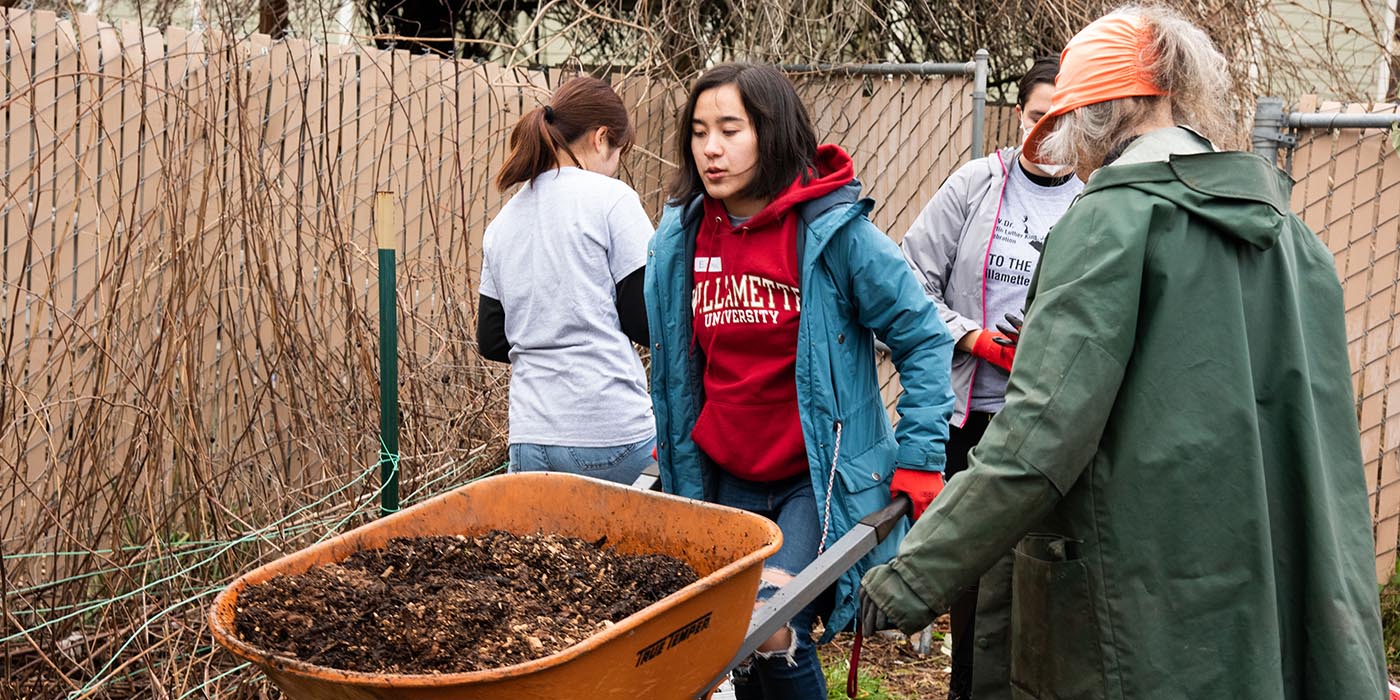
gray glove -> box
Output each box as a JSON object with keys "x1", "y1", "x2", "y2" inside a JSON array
[
  {"x1": 858, "y1": 586, "x2": 891, "y2": 636},
  {"x1": 993, "y1": 312, "x2": 1023, "y2": 347}
]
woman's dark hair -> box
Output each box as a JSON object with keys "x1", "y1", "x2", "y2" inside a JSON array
[
  {"x1": 667, "y1": 63, "x2": 818, "y2": 205},
  {"x1": 1017, "y1": 57, "x2": 1061, "y2": 107},
  {"x1": 496, "y1": 76, "x2": 635, "y2": 191}
]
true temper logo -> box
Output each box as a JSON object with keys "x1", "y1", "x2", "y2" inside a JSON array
[{"x1": 634, "y1": 612, "x2": 712, "y2": 666}]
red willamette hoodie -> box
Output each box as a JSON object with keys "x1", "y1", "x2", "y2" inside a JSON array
[{"x1": 690, "y1": 144, "x2": 855, "y2": 482}]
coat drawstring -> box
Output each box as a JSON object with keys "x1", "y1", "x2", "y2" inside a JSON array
[{"x1": 818, "y1": 420, "x2": 842, "y2": 554}]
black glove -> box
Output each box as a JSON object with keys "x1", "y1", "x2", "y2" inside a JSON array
[
  {"x1": 858, "y1": 587, "x2": 891, "y2": 636},
  {"x1": 994, "y1": 239, "x2": 1041, "y2": 349},
  {"x1": 993, "y1": 312, "x2": 1023, "y2": 347}
]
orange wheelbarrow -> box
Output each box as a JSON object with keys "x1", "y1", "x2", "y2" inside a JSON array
[{"x1": 209, "y1": 470, "x2": 908, "y2": 700}]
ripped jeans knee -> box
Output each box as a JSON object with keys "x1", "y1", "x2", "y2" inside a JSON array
[
  {"x1": 750, "y1": 578, "x2": 801, "y2": 664},
  {"x1": 753, "y1": 627, "x2": 801, "y2": 665},
  {"x1": 712, "y1": 472, "x2": 828, "y2": 700},
  {"x1": 729, "y1": 576, "x2": 825, "y2": 698}
]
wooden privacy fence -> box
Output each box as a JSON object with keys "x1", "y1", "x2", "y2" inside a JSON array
[
  {"x1": 0, "y1": 10, "x2": 976, "y2": 692},
  {"x1": 0, "y1": 7, "x2": 974, "y2": 592},
  {"x1": 0, "y1": 10, "x2": 521, "y2": 586}
]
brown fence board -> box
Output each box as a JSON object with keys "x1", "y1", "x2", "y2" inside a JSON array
[
  {"x1": 416, "y1": 56, "x2": 449, "y2": 337},
  {"x1": 351, "y1": 49, "x2": 384, "y2": 298},
  {"x1": 67, "y1": 16, "x2": 104, "y2": 479},
  {"x1": 328, "y1": 44, "x2": 356, "y2": 266},
  {"x1": 27, "y1": 12, "x2": 59, "y2": 438},
  {"x1": 136, "y1": 24, "x2": 165, "y2": 235},
  {"x1": 265, "y1": 36, "x2": 293, "y2": 251},
  {"x1": 46, "y1": 18, "x2": 81, "y2": 478},
  {"x1": 464, "y1": 61, "x2": 500, "y2": 288},
  {"x1": 404, "y1": 53, "x2": 433, "y2": 275},
  {"x1": 4, "y1": 10, "x2": 35, "y2": 323},
  {"x1": 86, "y1": 14, "x2": 123, "y2": 488},
  {"x1": 4, "y1": 11, "x2": 38, "y2": 487}
]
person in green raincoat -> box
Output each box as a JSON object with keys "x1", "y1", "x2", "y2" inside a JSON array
[{"x1": 859, "y1": 6, "x2": 1388, "y2": 699}]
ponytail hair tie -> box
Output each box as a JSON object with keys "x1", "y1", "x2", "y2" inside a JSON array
[{"x1": 542, "y1": 105, "x2": 555, "y2": 123}]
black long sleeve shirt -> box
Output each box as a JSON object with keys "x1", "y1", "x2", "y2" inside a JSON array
[{"x1": 476, "y1": 266, "x2": 648, "y2": 363}]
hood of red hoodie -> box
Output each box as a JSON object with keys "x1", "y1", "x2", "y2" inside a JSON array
[{"x1": 703, "y1": 144, "x2": 855, "y2": 231}]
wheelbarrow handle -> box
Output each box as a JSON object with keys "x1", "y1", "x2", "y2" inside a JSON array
[
  {"x1": 859, "y1": 492, "x2": 912, "y2": 543},
  {"x1": 632, "y1": 463, "x2": 662, "y2": 492},
  {"x1": 695, "y1": 494, "x2": 913, "y2": 698}
]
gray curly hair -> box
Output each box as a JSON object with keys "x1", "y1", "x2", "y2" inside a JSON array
[{"x1": 1039, "y1": 5, "x2": 1232, "y2": 171}]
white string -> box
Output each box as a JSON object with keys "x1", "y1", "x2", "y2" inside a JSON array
[{"x1": 817, "y1": 421, "x2": 842, "y2": 555}]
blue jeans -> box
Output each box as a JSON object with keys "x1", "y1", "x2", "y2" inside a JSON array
[
  {"x1": 506, "y1": 436, "x2": 655, "y2": 486},
  {"x1": 713, "y1": 470, "x2": 827, "y2": 700}
]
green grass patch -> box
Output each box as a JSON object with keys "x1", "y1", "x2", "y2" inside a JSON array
[
  {"x1": 824, "y1": 657, "x2": 896, "y2": 700},
  {"x1": 1381, "y1": 563, "x2": 1400, "y2": 672}
]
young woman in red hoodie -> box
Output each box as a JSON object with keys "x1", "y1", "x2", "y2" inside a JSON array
[{"x1": 645, "y1": 63, "x2": 957, "y2": 700}]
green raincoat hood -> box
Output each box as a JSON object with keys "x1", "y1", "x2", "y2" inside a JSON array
[{"x1": 1087, "y1": 152, "x2": 1293, "y2": 251}]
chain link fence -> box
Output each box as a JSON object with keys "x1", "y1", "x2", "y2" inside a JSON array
[{"x1": 1271, "y1": 99, "x2": 1400, "y2": 582}]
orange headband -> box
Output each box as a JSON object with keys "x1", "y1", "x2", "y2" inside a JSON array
[{"x1": 1022, "y1": 13, "x2": 1167, "y2": 164}]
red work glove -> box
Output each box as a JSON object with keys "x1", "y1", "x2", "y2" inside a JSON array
[
  {"x1": 971, "y1": 330, "x2": 1016, "y2": 372},
  {"x1": 889, "y1": 468, "x2": 945, "y2": 520}
]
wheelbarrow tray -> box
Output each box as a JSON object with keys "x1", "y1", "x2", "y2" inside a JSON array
[{"x1": 208, "y1": 472, "x2": 782, "y2": 700}]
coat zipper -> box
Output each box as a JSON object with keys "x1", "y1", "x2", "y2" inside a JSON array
[{"x1": 961, "y1": 151, "x2": 1010, "y2": 428}]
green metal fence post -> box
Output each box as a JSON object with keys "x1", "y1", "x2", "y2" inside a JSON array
[{"x1": 375, "y1": 192, "x2": 401, "y2": 516}]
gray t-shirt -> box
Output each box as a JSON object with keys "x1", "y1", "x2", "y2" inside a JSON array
[
  {"x1": 969, "y1": 162, "x2": 1084, "y2": 413},
  {"x1": 479, "y1": 167, "x2": 655, "y2": 447}
]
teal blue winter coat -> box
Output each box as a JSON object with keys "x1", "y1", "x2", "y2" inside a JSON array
[{"x1": 645, "y1": 180, "x2": 956, "y2": 639}]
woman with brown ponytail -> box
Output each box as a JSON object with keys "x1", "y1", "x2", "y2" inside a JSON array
[{"x1": 476, "y1": 76, "x2": 656, "y2": 484}]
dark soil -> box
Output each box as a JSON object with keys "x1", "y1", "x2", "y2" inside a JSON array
[
  {"x1": 818, "y1": 617, "x2": 953, "y2": 699},
  {"x1": 233, "y1": 531, "x2": 698, "y2": 674}
]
